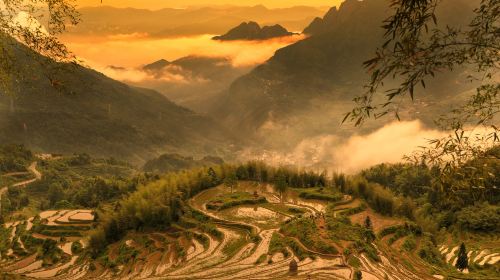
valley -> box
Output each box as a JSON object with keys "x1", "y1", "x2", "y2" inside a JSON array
[
  {"x1": 0, "y1": 0, "x2": 498, "y2": 279},
  {"x1": 1, "y1": 151, "x2": 498, "y2": 279}
]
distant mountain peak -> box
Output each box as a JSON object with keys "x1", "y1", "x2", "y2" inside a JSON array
[
  {"x1": 143, "y1": 59, "x2": 170, "y2": 71},
  {"x1": 303, "y1": 0, "x2": 364, "y2": 35},
  {"x1": 213, "y1": 21, "x2": 295, "y2": 41}
]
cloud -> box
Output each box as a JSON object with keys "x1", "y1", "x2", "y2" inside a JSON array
[
  {"x1": 107, "y1": 32, "x2": 150, "y2": 40},
  {"x1": 91, "y1": 64, "x2": 190, "y2": 83},
  {"x1": 329, "y1": 121, "x2": 445, "y2": 173},
  {"x1": 63, "y1": 34, "x2": 305, "y2": 68},
  {"x1": 243, "y1": 120, "x2": 448, "y2": 174}
]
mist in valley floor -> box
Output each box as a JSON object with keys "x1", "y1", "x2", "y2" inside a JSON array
[{"x1": 241, "y1": 120, "x2": 448, "y2": 173}]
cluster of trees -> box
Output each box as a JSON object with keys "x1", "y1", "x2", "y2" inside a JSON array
[
  {"x1": 1, "y1": 186, "x2": 30, "y2": 213},
  {"x1": 343, "y1": 176, "x2": 415, "y2": 219},
  {"x1": 1, "y1": 152, "x2": 144, "y2": 221},
  {"x1": 456, "y1": 203, "x2": 500, "y2": 232},
  {"x1": 143, "y1": 153, "x2": 224, "y2": 174},
  {"x1": 0, "y1": 144, "x2": 33, "y2": 173},
  {"x1": 29, "y1": 168, "x2": 140, "y2": 210},
  {"x1": 354, "y1": 145, "x2": 500, "y2": 233},
  {"x1": 361, "y1": 163, "x2": 433, "y2": 198},
  {"x1": 233, "y1": 161, "x2": 328, "y2": 188},
  {"x1": 89, "y1": 162, "x2": 329, "y2": 256},
  {"x1": 363, "y1": 147, "x2": 500, "y2": 208},
  {"x1": 89, "y1": 165, "x2": 225, "y2": 256}
]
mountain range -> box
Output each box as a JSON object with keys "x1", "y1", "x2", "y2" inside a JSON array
[
  {"x1": 208, "y1": 0, "x2": 478, "y2": 149},
  {"x1": 67, "y1": 5, "x2": 326, "y2": 38},
  {"x1": 1, "y1": 0, "x2": 480, "y2": 164},
  {"x1": 133, "y1": 56, "x2": 251, "y2": 113}
]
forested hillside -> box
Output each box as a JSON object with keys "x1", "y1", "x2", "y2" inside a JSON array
[{"x1": 0, "y1": 41, "x2": 237, "y2": 165}]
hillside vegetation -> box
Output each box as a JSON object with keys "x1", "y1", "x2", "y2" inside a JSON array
[
  {"x1": 0, "y1": 41, "x2": 237, "y2": 165},
  {"x1": 142, "y1": 153, "x2": 224, "y2": 173}
]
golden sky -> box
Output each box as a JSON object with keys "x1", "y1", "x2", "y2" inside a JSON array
[{"x1": 76, "y1": 0, "x2": 343, "y2": 9}]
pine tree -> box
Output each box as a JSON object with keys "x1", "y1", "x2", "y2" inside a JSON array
[
  {"x1": 455, "y1": 243, "x2": 468, "y2": 272},
  {"x1": 363, "y1": 216, "x2": 375, "y2": 242},
  {"x1": 354, "y1": 270, "x2": 362, "y2": 280},
  {"x1": 207, "y1": 167, "x2": 218, "y2": 184},
  {"x1": 364, "y1": 216, "x2": 372, "y2": 229}
]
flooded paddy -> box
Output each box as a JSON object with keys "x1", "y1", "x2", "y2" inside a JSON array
[{"x1": 219, "y1": 206, "x2": 287, "y2": 228}]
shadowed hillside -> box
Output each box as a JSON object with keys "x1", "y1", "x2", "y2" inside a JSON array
[
  {"x1": 0, "y1": 42, "x2": 238, "y2": 165},
  {"x1": 210, "y1": 0, "x2": 478, "y2": 149},
  {"x1": 136, "y1": 56, "x2": 252, "y2": 113}
]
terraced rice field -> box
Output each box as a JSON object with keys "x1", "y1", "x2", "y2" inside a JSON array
[
  {"x1": 1, "y1": 209, "x2": 93, "y2": 278},
  {"x1": 1, "y1": 183, "x2": 480, "y2": 280},
  {"x1": 439, "y1": 245, "x2": 500, "y2": 269}
]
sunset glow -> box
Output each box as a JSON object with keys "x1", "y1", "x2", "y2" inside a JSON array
[{"x1": 76, "y1": 0, "x2": 342, "y2": 9}]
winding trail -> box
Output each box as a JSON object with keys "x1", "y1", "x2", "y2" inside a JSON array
[{"x1": 0, "y1": 161, "x2": 41, "y2": 213}]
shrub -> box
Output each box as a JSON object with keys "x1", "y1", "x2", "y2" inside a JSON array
[
  {"x1": 54, "y1": 200, "x2": 74, "y2": 209},
  {"x1": 418, "y1": 236, "x2": 443, "y2": 265},
  {"x1": 456, "y1": 203, "x2": 500, "y2": 232},
  {"x1": 268, "y1": 233, "x2": 289, "y2": 257},
  {"x1": 298, "y1": 190, "x2": 343, "y2": 202},
  {"x1": 71, "y1": 241, "x2": 83, "y2": 254},
  {"x1": 402, "y1": 235, "x2": 416, "y2": 252}
]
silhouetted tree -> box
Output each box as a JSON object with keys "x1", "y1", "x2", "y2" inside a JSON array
[
  {"x1": 456, "y1": 243, "x2": 468, "y2": 272},
  {"x1": 364, "y1": 216, "x2": 372, "y2": 229},
  {"x1": 208, "y1": 167, "x2": 218, "y2": 184},
  {"x1": 1, "y1": 0, "x2": 79, "y2": 97},
  {"x1": 346, "y1": 0, "x2": 499, "y2": 203}
]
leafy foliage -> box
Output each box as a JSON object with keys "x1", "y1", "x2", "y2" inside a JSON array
[
  {"x1": 0, "y1": 0, "x2": 79, "y2": 95},
  {"x1": 456, "y1": 203, "x2": 500, "y2": 232},
  {"x1": 347, "y1": 0, "x2": 499, "y2": 126},
  {"x1": 346, "y1": 0, "x2": 499, "y2": 213}
]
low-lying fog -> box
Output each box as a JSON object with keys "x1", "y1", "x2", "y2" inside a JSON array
[
  {"x1": 62, "y1": 33, "x2": 303, "y2": 111},
  {"x1": 63, "y1": 34, "x2": 304, "y2": 70},
  {"x1": 242, "y1": 120, "x2": 448, "y2": 173}
]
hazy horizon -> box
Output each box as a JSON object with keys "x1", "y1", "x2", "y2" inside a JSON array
[{"x1": 76, "y1": 0, "x2": 343, "y2": 9}]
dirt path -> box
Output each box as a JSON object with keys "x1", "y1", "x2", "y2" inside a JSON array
[{"x1": 0, "y1": 161, "x2": 41, "y2": 216}]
